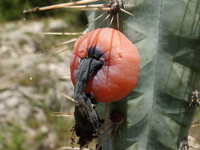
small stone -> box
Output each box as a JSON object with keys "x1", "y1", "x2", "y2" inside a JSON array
[
  {"x1": 39, "y1": 125, "x2": 48, "y2": 133},
  {"x1": 48, "y1": 19, "x2": 68, "y2": 31},
  {"x1": 35, "y1": 107, "x2": 47, "y2": 122},
  {"x1": 5, "y1": 97, "x2": 19, "y2": 108}
]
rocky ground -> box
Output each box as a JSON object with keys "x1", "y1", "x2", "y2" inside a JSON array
[{"x1": 0, "y1": 18, "x2": 80, "y2": 150}]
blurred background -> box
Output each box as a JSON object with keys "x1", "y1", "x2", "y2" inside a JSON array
[
  {"x1": 0, "y1": 0, "x2": 88, "y2": 149},
  {"x1": 0, "y1": 0, "x2": 199, "y2": 150}
]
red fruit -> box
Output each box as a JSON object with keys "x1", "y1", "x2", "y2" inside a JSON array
[{"x1": 70, "y1": 28, "x2": 140, "y2": 103}]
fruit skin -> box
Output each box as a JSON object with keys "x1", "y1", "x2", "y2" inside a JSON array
[{"x1": 70, "y1": 28, "x2": 140, "y2": 103}]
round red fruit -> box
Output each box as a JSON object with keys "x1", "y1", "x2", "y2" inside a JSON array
[{"x1": 70, "y1": 28, "x2": 140, "y2": 102}]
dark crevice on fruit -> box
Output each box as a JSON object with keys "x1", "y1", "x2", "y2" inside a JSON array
[
  {"x1": 88, "y1": 46, "x2": 104, "y2": 59},
  {"x1": 73, "y1": 56, "x2": 104, "y2": 148}
]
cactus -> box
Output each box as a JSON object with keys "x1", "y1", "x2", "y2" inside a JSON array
[
  {"x1": 87, "y1": 0, "x2": 200, "y2": 149},
  {"x1": 23, "y1": 0, "x2": 200, "y2": 149}
]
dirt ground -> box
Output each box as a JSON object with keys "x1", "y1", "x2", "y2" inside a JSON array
[{"x1": 0, "y1": 19, "x2": 77, "y2": 150}]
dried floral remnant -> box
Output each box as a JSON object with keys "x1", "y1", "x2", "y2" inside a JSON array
[
  {"x1": 70, "y1": 127, "x2": 76, "y2": 148},
  {"x1": 72, "y1": 57, "x2": 104, "y2": 148}
]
